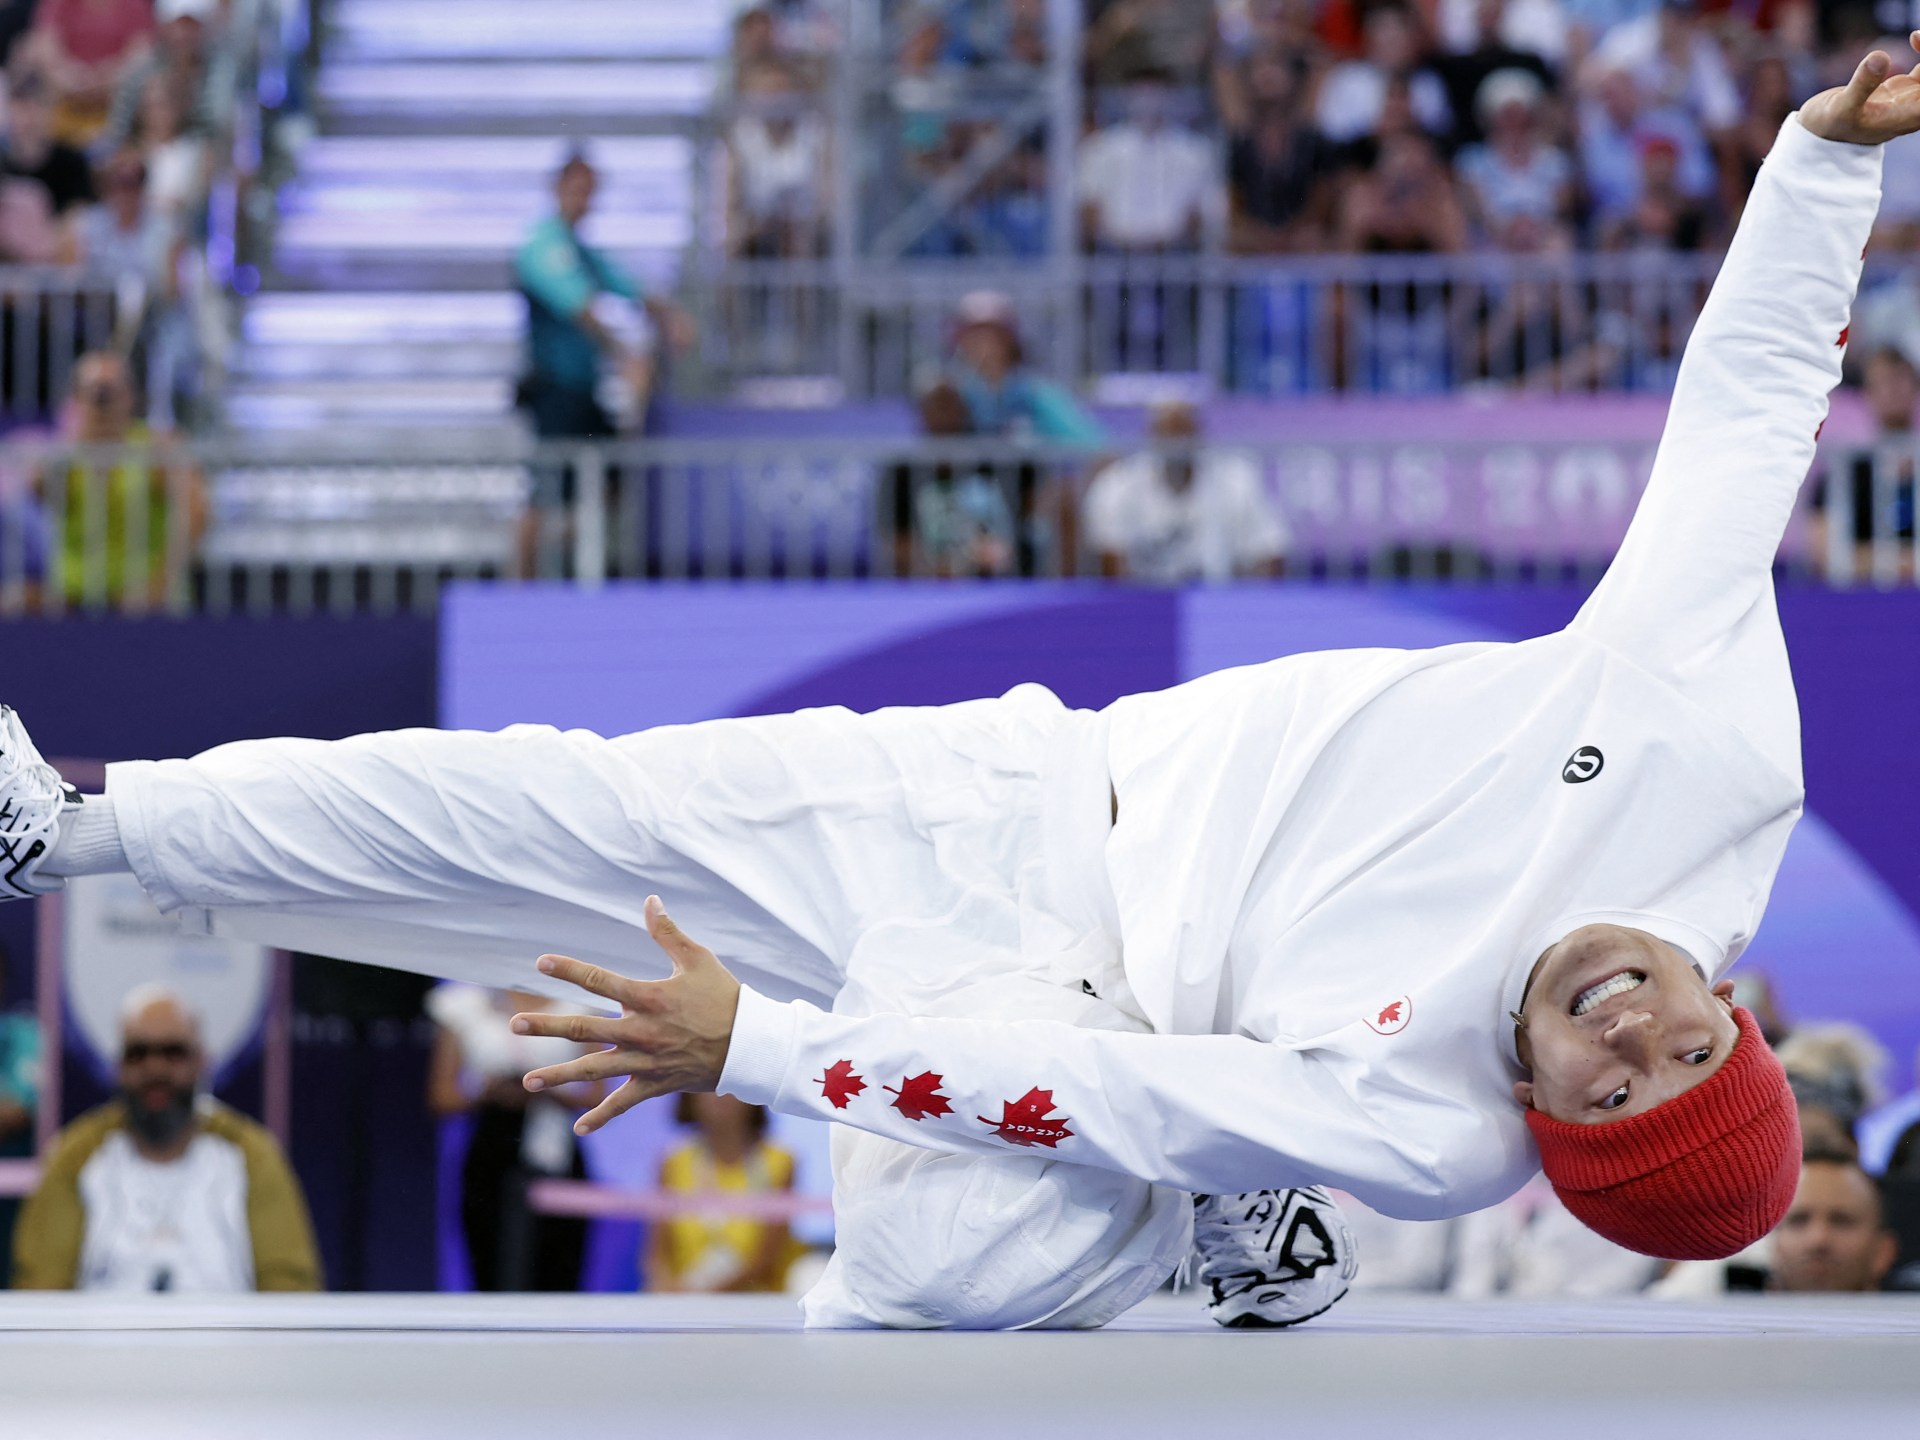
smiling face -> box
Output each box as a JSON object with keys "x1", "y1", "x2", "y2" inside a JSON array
[{"x1": 1511, "y1": 924, "x2": 1740, "y2": 1124}]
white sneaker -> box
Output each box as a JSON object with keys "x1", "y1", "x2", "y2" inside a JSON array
[
  {"x1": 1190, "y1": 1187, "x2": 1358, "y2": 1328},
  {"x1": 0, "y1": 706, "x2": 71, "y2": 901}
]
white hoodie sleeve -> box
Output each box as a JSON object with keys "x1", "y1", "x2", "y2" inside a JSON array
[
  {"x1": 1572, "y1": 115, "x2": 1881, "y2": 675},
  {"x1": 719, "y1": 986, "x2": 1461, "y2": 1207}
]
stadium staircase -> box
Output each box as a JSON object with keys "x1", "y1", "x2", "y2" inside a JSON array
[{"x1": 207, "y1": 0, "x2": 727, "y2": 580}]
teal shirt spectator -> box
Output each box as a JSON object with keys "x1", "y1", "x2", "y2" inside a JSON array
[
  {"x1": 0, "y1": 1010, "x2": 36, "y2": 1121},
  {"x1": 515, "y1": 214, "x2": 641, "y2": 396},
  {"x1": 951, "y1": 363, "x2": 1107, "y2": 447}
]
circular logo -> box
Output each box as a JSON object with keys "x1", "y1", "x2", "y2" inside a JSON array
[
  {"x1": 1562, "y1": 746, "x2": 1604, "y2": 784},
  {"x1": 1364, "y1": 997, "x2": 1412, "y2": 1035}
]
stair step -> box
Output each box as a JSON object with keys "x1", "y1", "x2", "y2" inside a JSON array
[
  {"x1": 316, "y1": 61, "x2": 712, "y2": 120},
  {"x1": 325, "y1": 0, "x2": 730, "y2": 63},
  {"x1": 232, "y1": 341, "x2": 522, "y2": 381},
  {"x1": 293, "y1": 134, "x2": 692, "y2": 181}
]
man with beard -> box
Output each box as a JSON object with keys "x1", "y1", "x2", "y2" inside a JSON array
[{"x1": 11, "y1": 986, "x2": 319, "y2": 1291}]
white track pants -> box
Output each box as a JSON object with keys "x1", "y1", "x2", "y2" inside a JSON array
[{"x1": 106, "y1": 685, "x2": 1191, "y2": 1328}]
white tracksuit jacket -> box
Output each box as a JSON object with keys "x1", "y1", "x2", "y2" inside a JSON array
[{"x1": 718, "y1": 117, "x2": 1881, "y2": 1219}]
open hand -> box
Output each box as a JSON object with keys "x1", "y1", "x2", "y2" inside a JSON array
[
  {"x1": 1800, "y1": 36, "x2": 1920, "y2": 146},
  {"x1": 513, "y1": 896, "x2": 742, "y2": 1136}
]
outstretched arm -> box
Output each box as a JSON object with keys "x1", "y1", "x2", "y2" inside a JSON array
[
  {"x1": 1571, "y1": 48, "x2": 1916, "y2": 673},
  {"x1": 514, "y1": 900, "x2": 1455, "y2": 1209}
]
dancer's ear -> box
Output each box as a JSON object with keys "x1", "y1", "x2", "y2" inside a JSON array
[{"x1": 1512, "y1": 1079, "x2": 1535, "y2": 1109}]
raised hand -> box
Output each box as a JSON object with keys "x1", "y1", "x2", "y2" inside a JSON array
[
  {"x1": 512, "y1": 895, "x2": 743, "y2": 1136},
  {"x1": 1800, "y1": 35, "x2": 1920, "y2": 146}
]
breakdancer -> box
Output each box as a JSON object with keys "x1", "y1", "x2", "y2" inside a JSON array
[{"x1": 4, "y1": 45, "x2": 1913, "y2": 1331}]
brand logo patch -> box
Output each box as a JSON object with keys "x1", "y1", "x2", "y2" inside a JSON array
[
  {"x1": 1562, "y1": 746, "x2": 1604, "y2": 784},
  {"x1": 1365, "y1": 997, "x2": 1412, "y2": 1035}
]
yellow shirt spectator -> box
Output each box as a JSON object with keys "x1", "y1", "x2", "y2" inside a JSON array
[{"x1": 646, "y1": 1094, "x2": 797, "y2": 1293}]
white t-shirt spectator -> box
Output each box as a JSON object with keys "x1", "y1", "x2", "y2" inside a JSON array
[
  {"x1": 730, "y1": 114, "x2": 826, "y2": 225},
  {"x1": 1592, "y1": 16, "x2": 1739, "y2": 132},
  {"x1": 1077, "y1": 121, "x2": 1221, "y2": 249},
  {"x1": 76, "y1": 1128, "x2": 255, "y2": 1292},
  {"x1": 1084, "y1": 449, "x2": 1288, "y2": 582}
]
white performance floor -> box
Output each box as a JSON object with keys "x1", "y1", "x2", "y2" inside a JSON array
[{"x1": 2, "y1": 1292, "x2": 1917, "y2": 1439}]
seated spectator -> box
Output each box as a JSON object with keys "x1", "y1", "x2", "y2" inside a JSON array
[
  {"x1": 1727, "y1": 53, "x2": 1797, "y2": 208},
  {"x1": 1078, "y1": 69, "x2": 1221, "y2": 253},
  {"x1": 1576, "y1": 60, "x2": 1715, "y2": 235},
  {"x1": 727, "y1": 61, "x2": 827, "y2": 259},
  {"x1": 17, "y1": 0, "x2": 155, "y2": 146},
  {"x1": 0, "y1": 68, "x2": 96, "y2": 263},
  {"x1": 1779, "y1": 1021, "x2": 1890, "y2": 1142},
  {"x1": 1456, "y1": 67, "x2": 1575, "y2": 252},
  {"x1": 36, "y1": 349, "x2": 209, "y2": 611},
  {"x1": 1335, "y1": 128, "x2": 1469, "y2": 253},
  {"x1": 1085, "y1": 0, "x2": 1219, "y2": 90},
  {"x1": 1313, "y1": 3, "x2": 1452, "y2": 148},
  {"x1": 887, "y1": 381, "x2": 1018, "y2": 578},
  {"x1": 1860, "y1": 1043, "x2": 1920, "y2": 1177},
  {"x1": 1598, "y1": 134, "x2": 1709, "y2": 250},
  {"x1": 645, "y1": 1094, "x2": 797, "y2": 1294},
  {"x1": 1769, "y1": 1149, "x2": 1898, "y2": 1292},
  {"x1": 98, "y1": 0, "x2": 233, "y2": 155},
  {"x1": 1435, "y1": 0, "x2": 1561, "y2": 147},
  {"x1": 0, "y1": 478, "x2": 48, "y2": 612},
  {"x1": 1437, "y1": 0, "x2": 1569, "y2": 73},
  {"x1": 11, "y1": 986, "x2": 321, "y2": 1291},
  {"x1": 72, "y1": 147, "x2": 161, "y2": 282},
  {"x1": 1084, "y1": 398, "x2": 1288, "y2": 582},
  {"x1": 1226, "y1": 54, "x2": 1339, "y2": 252},
  {"x1": 135, "y1": 74, "x2": 208, "y2": 243},
  {"x1": 1811, "y1": 349, "x2": 1918, "y2": 580},
  {"x1": 1589, "y1": 0, "x2": 1740, "y2": 145},
  {"x1": 427, "y1": 984, "x2": 606, "y2": 1292}
]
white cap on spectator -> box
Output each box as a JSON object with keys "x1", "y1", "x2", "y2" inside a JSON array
[
  {"x1": 1476, "y1": 67, "x2": 1545, "y2": 126},
  {"x1": 158, "y1": 0, "x2": 218, "y2": 23}
]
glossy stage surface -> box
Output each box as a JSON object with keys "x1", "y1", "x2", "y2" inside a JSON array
[{"x1": 3, "y1": 1292, "x2": 1917, "y2": 1439}]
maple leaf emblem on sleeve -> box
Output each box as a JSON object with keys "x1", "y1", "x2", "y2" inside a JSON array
[
  {"x1": 816, "y1": 1059, "x2": 867, "y2": 1110},
  {"x1": 978, "y1": 1086, "x2": 1073, "y2": 1148},
  {"x1": 883, "y1": 1071, "x2": 953, "y2": 1122}
]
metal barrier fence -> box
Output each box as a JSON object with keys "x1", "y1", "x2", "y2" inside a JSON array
[
  {"x1": 684, "y1": 253, "x2": 1726, "y2": 400},
  {"x1": 0, "y1": 268, "x2": 141, "y2": 423},
  {"x1": 0, "y1": 434, "x2": 1910, "y2": 616}
]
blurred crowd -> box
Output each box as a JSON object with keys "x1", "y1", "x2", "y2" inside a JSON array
[
  {"x1": 708, "y1": 0, "x2": 1920, "y2": 264},
  {"x1": 1, "y1": 0, "x2": 249, "y2": 430}
]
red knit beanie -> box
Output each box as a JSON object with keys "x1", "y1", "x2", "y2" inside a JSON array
[{"x1": 1525, "y1": 1007, "x2": 1800, "y2": 1261}]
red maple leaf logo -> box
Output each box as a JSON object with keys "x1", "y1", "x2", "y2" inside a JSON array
[
  {"x1": 884, "y1": 1071, "x2": 953, "y2": 1123},
  {"x1": 1837, "y1": 324, "x2": 1851, "y2": 348},
  {"x1": 816, "y1": 1059, "x2": 867, "y2": 1110},
  {"x1": 978, "y1": 1087, "x2": 1073, "y2": 1148},
  {"x1": 1377, "y1": 1000, "x2": 1403, "y2": 1027}
]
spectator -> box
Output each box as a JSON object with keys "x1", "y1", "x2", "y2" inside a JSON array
[
  {"x1": 427, "y1": 984, "x2": 606, "y2": 1292},
  {"x1": 1085, "y1": 0, "x2": 1219, "y2": 89},
  {"x1": 1598, "y1": 133, "x2": 1710, "y2": 250},
  {"x1": 947, "y1": 289, "x2": 1105, "y2": 444},
  {"x1": 0, "y1": 957, "x2": 37, "y2": 1281},
  {"x1": 1769, "y1": 1150, "x2": 1898, "y2": 1292},
  {"x1": 727, "y1": 61, "x2": 828, "y2": 259},
  {"x1": 1437, "y1": 0, "x2": 1570, "y2": 71},
  {"x1": 72, "y1": 147, "x2": 161, "y2": 283},
  {"x1": 645, "y1": 1093, "x2": 797, "y2": 1294},
  {"x1": 11, "y1": 986, "x2": 321, "y2": 1291},
  {"x1": 1811, "y1": 349, "x2": 1917, "y2": 582},
  {"x1": 1726, "y1": 52, "x2": 1797, "y2": 213},
  {"x1": 17, "y1": 0, "x2": 156, "y2": 146},
  {"x1": 0, "y1": 485, "x2": 48, "y2": 611},
  {"x1": 98, "y1": 0, "x2": 235, "y2": 155},
  {"x1": 135, "y1": 74, "x2": 208, "y2": 241},
  {"x1": 514, "y1": 151, "x2": 693, "y2": 441},
  {"x1": 1576, "y1": 61, "x2": 1715, "y2": 235},
  {"x1": 1077, "y1": 69, "x2": 1221, "y2": 253},
  {"x1": 1335, "y1": 127, "x2": 1469, "y2": 253},
  {"x1": 886, "y1": 380, "x2": 1019, "y2": 578},
  {"x1": 1456, "y1": 67, "x2": 1575, "y2": 251},
  {"x1": 1226, "y1": 53, "x2": 1339, "y2": 252},
  {"x1": 0, "y1": 68, "x2": 96, "y2": 263},
  {"x1": 1435, "y1": 0, "x2": 1561, "y2": 148},
  {"x1": 1588, "y1": 0, "x2": 1740, "y2": 145},
  {"x1": 1779, "y1": 1021, "x2": 1891, "y2": 1140},
  {"x1": 0, "y1": 0, "x2": 38, "y2": 71},
  {"x1": 1313, "y1": 3, "x2": 1453, "y2": 148},
  {"x1": 1860, "y1": 1044, "x2": 1920, "y2": 1176},
  {"x1": 38, "y1": 349, "x2": 208, "y2": 611},
  {"x1": 1083, "y1": 398, "x2": 1289, "y2": 582}
]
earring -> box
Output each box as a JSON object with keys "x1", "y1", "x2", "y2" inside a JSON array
[{"x1": 1509, "y1": 1010, "x2": 1528, "y2": 1030}]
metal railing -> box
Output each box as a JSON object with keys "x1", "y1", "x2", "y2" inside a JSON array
[
  {"x1": 682, "y1": 252, "x2": 1726, "y2": 400},
  {"x1": 0, "y1": 434, "x2": 1910, "y2": 617},
  {"x1": 0, "y1": 268, "x2": 143, "y2": 423}
]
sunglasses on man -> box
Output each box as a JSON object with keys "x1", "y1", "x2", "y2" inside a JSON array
[{"x1": 122, "y1": 1041, "x2": 193, "y2": 1064}]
